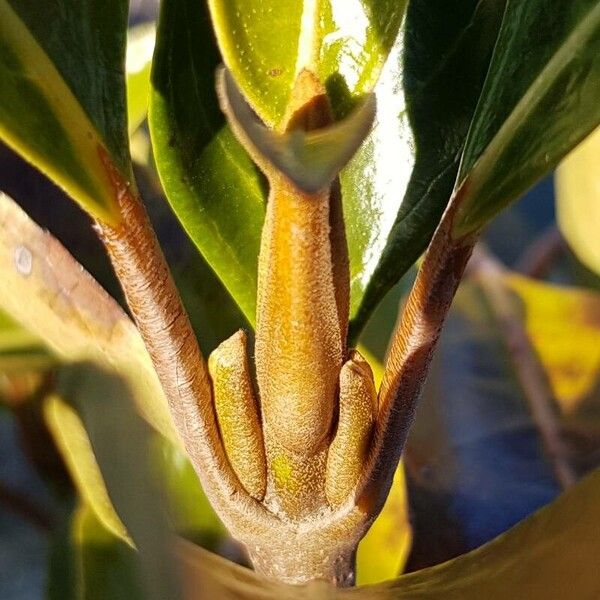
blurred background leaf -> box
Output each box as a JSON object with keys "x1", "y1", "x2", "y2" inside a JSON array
[
  {"x1": 126, "y1": 22, "x2": 156, "y2": 135},
  {"x1": 555, "y1": 125, "x2": 600, "y2": 277}
]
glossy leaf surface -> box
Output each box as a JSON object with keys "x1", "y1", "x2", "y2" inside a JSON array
[
  {"x1": 208, "y1": 0, "x2": 405, "y2": 126},
  {"x1": 349, "y1": 0, "x2": 505, "y2": 334},
  {"x1": 150, "y1": 0, "x2": 265, "y2": 323},
  {"x1": 152, "y1": 0, "x2": 409, "y2": 327},
  {"x1": 0, "y1": 0, "x2": 132, "y2": 224},
  {"x1": 454, "y1": 0, "x2": 600, "y2": 236},
  {"x1": 555, "y1": 126, "x2": 600, "y2": 276}
]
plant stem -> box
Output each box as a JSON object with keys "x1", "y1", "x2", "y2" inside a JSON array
[
  {"x1": 94, "y1": 153, "x2": 262, "y2": 529},
  {"x1": 515, "y1": 225, "x2": 565, "y2": 278},
  {"x1": 364, "y1": 199, "x2": 476, "y2": 507},
  {"x1": 467, "y1": 245, "x2": 577, "y2": 489}
]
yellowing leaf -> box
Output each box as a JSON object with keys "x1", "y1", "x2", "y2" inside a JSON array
[
  {"x1": 556, "y1": 125, "x2": 600, "y2": 276},
  {"x1": 356, "y1": 463, "x2": 412, "y2": 585},
  {"x1": 505, "y1": 273, "x2": 600, "y2": 412},
  {"x1": 356, "y1": 345, "x2": 412, "y2": 584}
]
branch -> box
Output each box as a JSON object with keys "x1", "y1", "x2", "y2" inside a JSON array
[
  {"x1": 94, "y1": 154, "x2": 271, "y2": 535},
  {"x1": 514, "y1": 225, "x2": 565, "y2": 278},
  {"x1": 363, "y1": 198, "x2": 477, "y2": 507},
  {"x1": 467, "y1": 245, "x2": 576, "y2": 489}
]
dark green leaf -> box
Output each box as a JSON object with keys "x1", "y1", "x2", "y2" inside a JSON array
[
  {"x1": 348, "y1": 0, "x2": 505, "y2": 337},
  {"x1": 0, "y1": 0, "x2": 132, "y2": 224},
  {"x1": 454, "y1": 0, "x2": 600, "y2": 236},
  {"x1": 151, "y1": 0, "x2": 407, "y2": 326}
]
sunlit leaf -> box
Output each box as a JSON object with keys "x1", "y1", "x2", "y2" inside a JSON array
[
  {"x1": 348, "y1": 0, "x2": 505, "y2": 336},
  {"x1": 44, "y1": 394, "x2": 130, "y2": 544},
  {"x1": 208, "y1": 0, "x2": 405, "y2": 126},
  {"x1": 126, "y1": 22, "x2": 156, "y2": 135},
  {"x1": 150, "y1": 0, "x2": 265, "y2": 324},
  {"x1": 152, "y1": 0, "x2": 407, "y2": 327},
  {"x1": 0, "y1": 0, "x2": 132, "y2": 224},
  {"x1": 356, "y1": 464, "x2": 411, "y2": 585},
  {"x1": 555, "y1": 125, "x2": 600, "y2": 277},
  {"x1": 0, "y1": 191, "x2": 174, "y2": 440},
  {"x1": 454, "y1": 0, "x2": 600, "y2": 236}
]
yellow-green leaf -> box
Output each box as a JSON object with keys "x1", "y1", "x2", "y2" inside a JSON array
[
  {"x1": 44, "y1": 394, "x2": 131, "y2": 544},
  {"x1": 126, "y1": 22, "x2": 156, "y2": 135},
  {"x1": 0, "y1": 191, "x2": 175, "y2": 440},
  {"x1": 356, "y1": 464, "x2": 412, "y2": 585}
]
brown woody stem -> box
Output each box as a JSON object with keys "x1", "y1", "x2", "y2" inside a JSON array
[
  {"x1": 94, "y1": 151, "x2": 272, "y2": 538},
  {"x1": 364, "y1": 199, "x2": 476, "y2": 508}
]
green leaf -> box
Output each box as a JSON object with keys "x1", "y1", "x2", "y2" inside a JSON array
[
  {"x1": 152, "y1": 0, "x2": 406, "y2": 326},
  {"x1": 453, "y1": 0, "x2": 600, "y2": 237},
  {"x1": 73, "y1": 505, "x2": 144, "y2": 600},
  {"x1": 44, "y1": 394, "x2": 131, "y2": 544},
  {"x1": 208, "y1": 0, "x2": 405, "y2": 126},
  {"x1": 0, "y1": 0, "x2": 132, "y2": 224},
  {"x1": 149, "y1": 0, "x2": 265, "y2": 324},
  {"x1": 126, "y1": 22, "x2": 156, "y2": 135},
  {"x1": 348, "y1": 0, "x2": 506, "y2": 336},
  {"x1": 555, "y1": 125, "x2": 600, "y2": 277},
  {"x1": 150, "y1": 435, "x2": 227, "y2": 550},
  {"x1": 207, "y1": 0, "x2": 303, "y2": 126}
]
